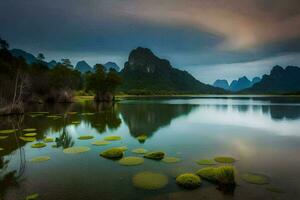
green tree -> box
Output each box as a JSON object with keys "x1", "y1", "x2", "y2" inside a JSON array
[{"x1": 37, "y1": 53, "x2": 45, "y2": 61}]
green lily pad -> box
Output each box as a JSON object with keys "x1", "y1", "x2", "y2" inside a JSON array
[
  {"x1": 162, "y1": 157, "x2": 181, "y2": 163},
  {"x1": 31, "y1": 142, "x2": 47, "y2": 148},
  {"x1": 214, "y1": 156, "x2": 235, "y2": 163},
  {"x1": 118, "y1": 156, "x2": 144, "y2": 166},
  {"x1": 176, "y1": 173, "x2": 202, "y2": 189},
  {"x1": 100, "y1": 147, "x2": 124, "y2": 159},
  {"x1": 91, "y1": 140, "x2": 111, "y2": 146},
  {"x1": 30, "y1": 156, "x2": 51, "y2": 163},
  {"x1": 29, "y1": 114, "x2": 44, "y2": 117},
  {"x1": 23, "y1": 128, "x2": 37, "y2": 132},
  {"x1": 266, "y1": 186, "x2": 284, "y2": 193},
  {"x1": 196, "y1": 159, "x2": 216, "y2": 165},
  {"x1": 24, "y1": 133, "x2": 37, "y2": 137},
  {"x1": 63, "y1": 146, "x2": 90, "y2": 154},
  {"x1": 71, "y1": 121, "x2": 80, "y2": 124},
  {"x1": 116, "y1": 146, "x2": 128, "y2": 151},
  {"x1": 0, "y1": 136, "x2": 8, "y2": 140},
  {"x1": 67, "y1": 112, "x2": 77, "y2": 115},
  {"x1": 136, "y1": 135, "x2": 147, "y2": 143},
  {"x1": 26, "y1": 193, "x2": 39, "y2": 200},
  {"x1": 144, "y1": 151, "x2": 165, "y2": 160},
  {"x1": 104, "y1": 135, "x2": 122, "y2": 141},
  {"x1": 0, "y1": 129, "x2": 16, "y2": 134},
  {"x1": 47, "y1": 115, "x2": 62, "y2": 120},
  {"x1": 82, "y1": 112, "x2": 95, "y2": 116},
  {"x1": 78, "y1": 135, "x2": 94, "y2": 140},
  {"x1": 0, "y1": 148, "x2": 4, "y2": 151},
  {"x1": 132, "y1": 171, "x2": 168, "y2": 190},
  {"x1": 19, "y1": 136, "x2": 36, "y2": 142},
  {"x1": 43, "y1": 137, "x2": 54, "y2": 143},
  {"x1": 241, "y1": 173, "x2": 269, "y2": 185},
  {"x1": 132, "y1": 148, "x2": 148, "y2": 154}
]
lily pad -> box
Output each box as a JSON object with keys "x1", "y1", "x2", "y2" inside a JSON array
[
  {"x1": 91, "y1": 140, "x2": 110, "y2": 146},
  {"x1": 26, "y1": 193, "x2": 39, "y2": 200},
  {"x1": 241, "y1": 173, "x2": 269, "y2": 185},
  {"x1": 78, "y1": 135, "x2": 94, "y2": 140},
  {"x1": 0, "y1": 148, "x2": 4, "y2": 151},
  {"x1": 214, "y1": 156, "x2": 235, "y2": 163},
  {"x1": 144, "y1": 151, "x2": 165, "y2": 160},
  {"x1": 0, "y1": 136, "x2": 8, "y2": 140},
  {"x1": 132, "y1": 171, "x2": 168, "y2": 190},
  {"x1": 162, "y1": 157, "x2": 181, "y2": 163},
  {"x1": 82, "y1": 112, "x2": 95, "y2": 116},
  {"x1": 63, "y1": 146, "x2": 90, "y2": 154},
  {"x1": 196, "y1": 166, "x2": 236, "y2": 185},
  {"x1": 30, "y1": 156, "x2": 51, "y2": 163},
  {"x1": 31, "y1": 142, "x2": 47, "y2": 148},
  {"x1": 43, "y1": 137, "x2": 54, "y2": 143},
  {"x1": 71, "y1": 121, "x2": 80, "y2": 124},
  {"x1": 266, "y1": 186, "x2": 284, "y2": 193},
  {"x1": 196, "y1": 159, "x2": 216, "y2": 165},
  {"x1": 104, "y1": 135, "x2": 122, "y2": 141},
  {"x1": 29, "y1": 114, "x2": 44, "y2": 117},
  {"x1": 23, "y1": 128, "x2": 37, "y2": 132},
  {"x1": 19, "y1": 136, "x2": 36, "y2": 142},
  {"x1": 100, "y1": 147, "x2": 124, "y2": 159},
  {"x1": 132, "y1": 148, "x2": 148, "y2": 154},
  {"x1": 118, "y1": 156, "x2": 144, "y2": 166},
  {"x1": 176, "y1": 173, "x2": 202, "y2": 189},
  {"x1": 0, "y1": 129, "x2": 16, "y2": 134},
  {"x1": 116, "y1": 146, "x2": 128, "y2": 151},
  {"x1": 136, "y1": 135, "x2": 147, "y2": 143},
  {"x1": 24, "y1": 133, "x2": 37, "y2": 137},
  {"x1": 67, "y1": 112, "x2": 77, "y2": 115}
]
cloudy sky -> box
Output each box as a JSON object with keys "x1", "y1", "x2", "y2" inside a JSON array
[{"x1": 1, "y1": 0, "x2": 300, "y2": 83}]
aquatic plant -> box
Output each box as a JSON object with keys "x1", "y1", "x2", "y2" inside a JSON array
[
  {"x1": 23, "y1": 128, "x2": 37, "y2": 132},
  {"x1": 26, "y1": 193, "x2": 39, "y2": 200},
  {"x1": 91, "y1": 140, "x2": 110, "y2": 146},
  {"x1": 24, "y1": 133, "x2": 37, "y2": 137},
  {"x1": 266, "y1": 186, "x2": 284, "y2": 193},
  {"x1": 176, "y1": 173, "x2": 202, "y2": 189},
  {"x1": 30, "y1": 156, "x2": 51, "y2": 163},
  {"x1": 136, "y1": 135, "x2": 147, "y2": 143},
  {"x1": 118, "y1": 156, "x2": 144, "y2": 166},
  {"x1": 0, "y1": 147, "x2": 4, "y2": 151},
  {"x1": 241, "y1": 173, "x2": 269, "y2": 185},
  {"x1": 31, "y1": 142, "x2": 47, "y2": 148},
  {"x1": 71, "y1": 121, "x2": 80, "y2": 124},
  {"x1": 43, "y1": 137, "x2": 54, "y2": 143},
  {"x1": 214, "y1": 156, "x2": 235, "y2": 163},
  {"x1": 67, "y1": 112, "x2": 77, "y2": 115},
  {"x1": 104, "y1": 135, "x2": 122, "y2": 141},
  {"x1": 29, "y1": 114, "x2": 44, "y2": 117},
  {"x1": 19, "y1": 136, "x2": 36, "y2": 142},
  {"x1": 116, "y1": 146, "x2": 128, "y2": 151},
  {"x1": 132, "y1": 171, "x2": 168, "y2": 190},
  {"x1": 162, "y1": 157, "x2": 181, "y2": 163},
  {"x1": 144, "y1": 151, "x2": 165, "y2": 160},
  {"x1": 0, "y1": 136, "x2": 8, "y2": 140},
  {"x1": 82, "y1": 112, "x2": 95, "y2": 116},
  {"x1": 196, "y1": 159, "x2": 216, "y2": 165},
  {"x1": 63, "y1": 146, "x2": 90, "y2": 154},
  {"x1": 196, "y1": 166, "x2": 236, "y2": 185},
  {"x1": 78, "y1": 135, "x2": 94, "y2": 140},
  {"x1": 0, "y1": 129, "x2": 16, "y2": 134},
  {"x1": 100, "y1": 147, "x2": 124, "y2": 159},
  {"x1": 132, "y1": 148, "x2": 148, "y2": 154},
  {"x1": 29, "y1": 111, "x2": 49, "y2": 114}
]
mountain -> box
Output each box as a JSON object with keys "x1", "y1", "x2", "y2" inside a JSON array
[
  {"x1": 252, "y1": 77, "x2": 261, "y2": 85},
  {"x1": 75, "y1": 60, "x2": 93, "y2": 73},
  {"x1": 120, "y1": 47, "x2": 225, "y2": 94},
  {"x1": 10, "y1": 49, "x2": 37, "y2": 64},
  {"x1": 213, "y1": 79, "x2": 230, "y2": 90},
  {"x1": 244, "y1": 65, "x2": 300, "y2": 94},
  {"x1": 104, "y1": 62, "x2": 120, "y2": 72}
]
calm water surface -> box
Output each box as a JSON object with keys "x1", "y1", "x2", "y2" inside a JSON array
[{"x1": 1, "y1": 97, "x2": 300, "y2": 200}]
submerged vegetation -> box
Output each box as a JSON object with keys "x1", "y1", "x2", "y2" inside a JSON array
[
  {"x1": 63, "y1": 146, "x2": 90, "y2": 154},
  {"x1": 214, "y1": 156, "x2": 235, "y2": 163},
  {"x1": 118, "y1": 157, "x2": 144, "y2": 166},
  {"x1": 241, "y1": 173, "x2": 269, "y2": 185},
  {"x1": 132, "y1": 171, "x2": 168, "y2": 190},
  {"x1": 176, "y1": 173, "x2": 202, "y2": 189},
  {"x1": 30, "y1": 156, "x2": 51, "y2": 163}
]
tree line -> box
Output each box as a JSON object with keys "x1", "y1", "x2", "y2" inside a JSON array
[{"x1": 0, "y1": 38, "x2": 122, "y2": 115}]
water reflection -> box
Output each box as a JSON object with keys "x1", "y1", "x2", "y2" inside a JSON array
[{"x1": 55, "y1": 127, "x2": 74, "y2": 149}]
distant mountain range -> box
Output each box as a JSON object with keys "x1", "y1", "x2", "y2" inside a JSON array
[
  {"x1": 75, "y1": 60, "x2": 93, "y2": 73},
  {"x1": 120, "y1": 47, "x2": 224, "y2": 93},
  {"x1": 213, "y1": 76, "x2": 261, "y2": 91}
]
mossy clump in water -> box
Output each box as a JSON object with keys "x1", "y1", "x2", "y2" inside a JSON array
[
  {"x1": 26, "y1": 193, "x2": 39, "y2": 200},
  {"x1": 78, "y1": 135, "x2": 94, "y2": 140},
  {"x1": 196, "y1": 166, "x2": 236, "y2": 185},
  {"x1": 118, "y1": 156, "x2": 144, "y2": 166},
  {"x1": 132, "y1": 171, "x2": 168, "y2": 190},
  {"x1": 162, "y1": 157, "x2": 181, "y2": 163},
  {"x1": 241, "y1": 173, "x2": 269, "y2": 185},
  {"x1": 196, "y1": 159, "x2": 216, "y2": 165},
  {"x1": 144, "y1": 151, "x2": 165, "y2": 160},
  {"x1": 132, "y1": 148, "x2": 148, "y2": 154},
  {"x1": 23, "y1": 128, "x2": 37, "y2": 132},
  {"x1": 104, "y1": 135, "x2": 122, "y2": 141},
  {"x1": 31, "y1": 142, "x2": 47, "y2": 148},
  {"x1": 0, "y1": 129, "x2": 16, "y2": 134},
  {"x1": 136, "y1": 135, "x2": 147, "y2": 143},
  {"x1": 91, "y1": 140, "x2": 110, "y2": 146},
  {"x1": 214, "y1": 156, "x2": 235, "y2": 163},
  {"x1": 43, "y1": 137, "x2": 54, "y2": 143},
  {"x1": 176, "y1": 173, "x2": 202, "y2": 189},
  {"x1": 24, "y1": 133, "x2": 37, "y2": 137},
  {"x1": 19, "y1": 136, "x2": 36, "y2": 142},
  {"x1": 100, "y1": 148, "x2": 124, "y2": 159},
  {"x1": 30, "y1": 156, "x2": 51, "y2": 163},
  {"x1": 0, "y1": 136, "x2": 8, "y2": 140},
  {"x1": 63, "y1": 146, "x2": 90, "y2": 154}
]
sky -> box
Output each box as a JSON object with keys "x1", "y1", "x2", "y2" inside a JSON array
[{"x1": 1, "y1": 0, "x2": 300, "y2": 84}]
